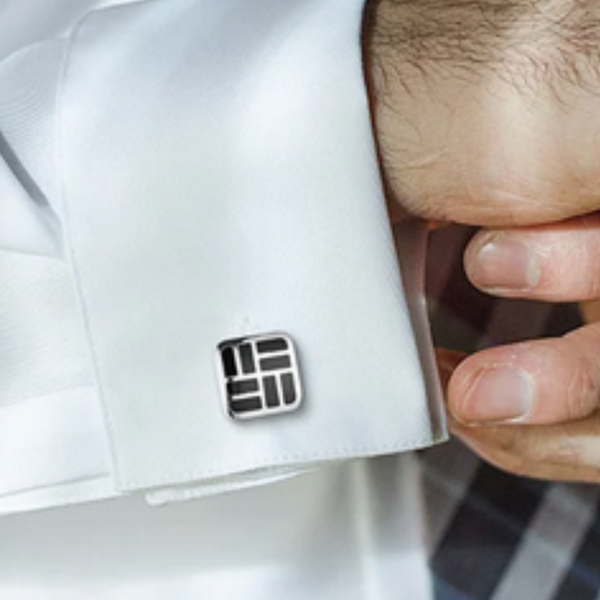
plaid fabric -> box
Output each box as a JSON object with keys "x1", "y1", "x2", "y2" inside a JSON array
[{"x1": 421, "y1": 225, "x2": 600, "y2": 600}]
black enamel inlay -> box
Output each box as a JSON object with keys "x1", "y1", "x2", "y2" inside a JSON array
[
  {"x1": 263, "y1": 376, "x2": 280, "y2": 408},
  {"x1": 239, "y1": 343, "x2": 256, "y2": 374},
  {"x1": 221, "y1": 347, "x2": 237, "y2": 377},
  {"x1": 257, "y1": 338, "x2": 288, "y2": 353},
  {"x1": 260, "y1": 356, "x2": 291, "y2": 371},
  {"x1": 231, "y1": 396, "x2": 262, "y2": 413},
  {"x1": 281, "y1": 373, "x2": 297, "y2": 405},
  {"x1": 227, "y1": 378, "x2": 259, "y2": 396}
]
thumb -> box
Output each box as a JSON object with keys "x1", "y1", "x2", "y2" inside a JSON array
[{"x1": 447, "y1": 323, "x2": 600, "y2": 427}]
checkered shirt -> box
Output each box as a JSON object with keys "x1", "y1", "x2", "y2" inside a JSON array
[{"x1": 422, "y1": 225, "x2": 600, "y2": 600}]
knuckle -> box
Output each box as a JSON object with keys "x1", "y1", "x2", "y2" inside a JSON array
[
  {"x1": 581, "y1": 277, "x2": 600, "y2": 301},
  {"x1": 578, "y1": 254, "x2": 600, "y2": 299},
  {"x1": 547, "y1": 417, "x2": 600, "y2": 471},
  {"x1": 541, "y1": 427, "x2": 583, "y2": 467},
  {"x1": 543, "y1": 429, "x2": 600, "y2": 482},
  {"x1": 564, "y1": 356, "x2": 600, "y2": 421},
  {"x1": 480, "y1": 429, "x2": 533, "y2": 477},
  {"x1": 497, "y1": 451, "x2": 531, "y2": 478},
  {"x1": 463, "y1": 412, "x2": 600, "y2": 481},
  {"x1": 474, "y1": 427, "x2": 555, "y2": 478}
]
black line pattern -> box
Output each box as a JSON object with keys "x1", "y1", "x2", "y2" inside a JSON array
[{"x1": 218, "y1": 333, "x2": 302, "y2": 420}]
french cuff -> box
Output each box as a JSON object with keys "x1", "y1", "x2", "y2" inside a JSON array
[{"x1": 0, "y1": 0, "x2": 446, "y2": 513}]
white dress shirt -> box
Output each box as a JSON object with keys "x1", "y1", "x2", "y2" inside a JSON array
[{"x1": 0, "y1": 1, "x2": 445, "y2": 597}]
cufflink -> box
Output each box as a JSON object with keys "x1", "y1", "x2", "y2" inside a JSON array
[{"x1": 216, "y1": 333, "x2": 303, "y2": 420}]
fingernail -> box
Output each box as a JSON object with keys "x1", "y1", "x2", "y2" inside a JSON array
[
  {"x1": 470, "y1": 237, "x2": 540, "y2": 291},
  {"x1": 458, "y1": 367, "x2": 535, "y2": 425}
]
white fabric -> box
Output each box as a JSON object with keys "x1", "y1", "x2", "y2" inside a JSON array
[
  {"x1": 0, "y1": 247, "x2": 113, "y2": 509},
  {"x1": 0, "y1": 0, "x2": 445, "y2": 506},
  {"x1": 0, "y1": 387, "x2": 111, "y2": 498},
  {"x1": 0, "y1": 0, "x2": 130, "y2": 61},
  {"x1": 0, "y1": 456, "x2": 432, "y2": 600},
  {"x1": 0, "y1": 1, "x2": 438, "y2": 598}
]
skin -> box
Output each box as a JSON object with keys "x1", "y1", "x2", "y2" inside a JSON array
[{"x1": 364, "y1": 0, "x2": 600, "y2": 482}]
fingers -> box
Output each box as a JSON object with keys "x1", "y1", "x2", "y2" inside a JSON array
[
  {"x1": 440, "y1": 333, "x2": 600, "y2": 482},
  {"x1": 465, "y1": 214, "x2": 600, "y2": 301},
  {"x1": 450, "y1": 414, "x2": 600, "y2": 483},
  {"x1": 447, "y1": 323, "x2": 600, "y2": 426}
]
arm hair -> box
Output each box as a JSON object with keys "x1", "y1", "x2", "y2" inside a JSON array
[{"x1": 364, "y1": 0, "x2": 600, "y2": 98}]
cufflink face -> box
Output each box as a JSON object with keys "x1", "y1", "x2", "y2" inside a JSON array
[{"x1": 216, "y1": 333, "x2": 303, "y2": 420}]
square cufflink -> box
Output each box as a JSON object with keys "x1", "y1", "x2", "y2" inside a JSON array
[{"x1": 216, "y1": 333, "x2": 303, "y2": 420}]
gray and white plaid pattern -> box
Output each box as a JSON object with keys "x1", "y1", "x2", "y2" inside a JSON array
[{"x1": 422, "y1": 225, "x2": 600, "y2": 600}]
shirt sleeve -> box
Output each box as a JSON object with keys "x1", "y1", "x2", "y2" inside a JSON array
[
  {"x1": 0, "y1": 37, "x2": 115, "y2": 514},
  {"x1": 0, "y1": 0, "x2": 446, "y2": 513}
]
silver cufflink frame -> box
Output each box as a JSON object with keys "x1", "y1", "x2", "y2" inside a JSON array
[{"x1": 216, "y1": 332, "x2": 303, "y2": 420}]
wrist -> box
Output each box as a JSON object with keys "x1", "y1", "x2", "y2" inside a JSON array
[
  {"x1": 361, "y1": 0, "x2": 599, "y2": 226},
  {"x1": 362, "y1": 0, "x2": 495, "y2": 223}
]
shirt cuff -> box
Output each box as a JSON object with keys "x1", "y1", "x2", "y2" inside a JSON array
[{"x1": 0, "y1": 0, "x2": 446, "y2": 512}]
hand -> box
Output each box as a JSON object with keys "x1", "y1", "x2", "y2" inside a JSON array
[
  {"x1": 365, "y1": 0, "x2": 600, "y2": 481},
  {"x1": 445, "y1": 220, "x2": 600, "y2": 483},
  {"x1": 437, "y1": 341, "x2": 600, "y2": 482},
  {"x1": 365, "y1": 0, "x2": 600, "y2": 226}
]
